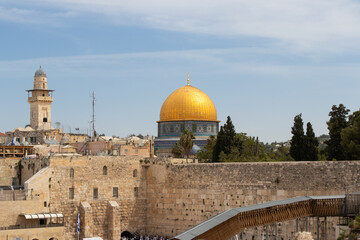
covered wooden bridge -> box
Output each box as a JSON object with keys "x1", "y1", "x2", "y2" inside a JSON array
[{"x1": 173, "y1": 194, "x2": 360, "y2": 240}]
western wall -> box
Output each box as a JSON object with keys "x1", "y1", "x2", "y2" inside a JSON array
[
  {"x1": 145, "y1": 161, "x2": 360, "y2": 239},
  {"x1": 1, "y1": 157, "x2": 360, "y2": 240}
]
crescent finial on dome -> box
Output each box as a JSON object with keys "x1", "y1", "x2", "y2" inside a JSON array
[{"x1": 187, "y1": 73, "x2": 190, "y2": 85}]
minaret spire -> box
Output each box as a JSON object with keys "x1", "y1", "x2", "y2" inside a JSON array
[{"x1": 187, "y1": 73, "x2": 190, "y2": 85}]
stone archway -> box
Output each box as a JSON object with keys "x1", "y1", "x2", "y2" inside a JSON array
[{"x1": 49, "y1": 238, "x2": 58, "y2": 240}]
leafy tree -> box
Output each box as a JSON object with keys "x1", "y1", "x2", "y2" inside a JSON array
[
  {"x1": 197, "y1": 135, "x2": 216, "y2": 162},
  {"x1": 341, "y1": 110, "x2": 360, "y2": 160},
  {"x1": 304, "y1": 122, "x2": 319, "y2": 161},
  {"x1": 290, "y1": 114, "x2": 306, "y2": 161},
  {"x1": 325, "y1": 104, "x2": 350, "y2": 160},
  {"x1": 212, "y1": 116, "x2": 237, "y2": 162},
  {"x1": 179, "y1": 130, "x2": 195, "y2": 159},
  {"x1": 239, "y1": 134, "x2": 259, "y2": 158},
  {"x1": 172, "y1": 142, "x2": 184, "y2": 158},
  {"x1": 274, "y1": 144, "x2": 294, "y2": 162}
]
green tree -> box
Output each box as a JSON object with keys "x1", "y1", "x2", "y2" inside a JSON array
[
  {"x1": 290, "y1": 114, "x2": 305, "y2": 161},
  {"x1": 341, "y1": 110, "x2": 360, "y2": 160},
  {"x1": 304, "y1": 122, "x2": 319, "y2": 161},
  {"x1": 172, "y1": 142, "x2": 184, "y2": 158},
  {"x1": 213, "y1": 126, "x2": 225, "y2": 162},
  {"x1": 325, "y1": 104, "x2": 350, "y2": 160},
  {"x1": 212, "y1": 116, "x2": 237, "y2": 162},
  {"x1": 179, "y1": 130, "x2": 195, "y2": 159},
  {"x1": 197, "y1": 135, "x2": 216, "y2": 162}
]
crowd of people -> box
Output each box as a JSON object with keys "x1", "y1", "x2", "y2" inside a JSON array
[{"x1": 121, "y1": 235, "x2": 170, "y2": 240}]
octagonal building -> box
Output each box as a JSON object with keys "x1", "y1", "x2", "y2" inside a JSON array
[{"x1": 154, "y1": 76, "x2": 220, "y2": 156}]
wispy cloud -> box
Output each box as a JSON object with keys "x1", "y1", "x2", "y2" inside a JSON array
[
  {"x1": 0, "y1": 5, "x2": 77, "y2": 26},
  {"x1": 2, "y1": 0, "x2": 360, "y2": 51},
  {"x1": 1, "y1": 47, "x2": 360, "y2": 78}
]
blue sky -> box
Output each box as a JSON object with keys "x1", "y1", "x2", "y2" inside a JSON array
[{"x1": 1, "y1": 0, "x2": 360, "y2": 143}]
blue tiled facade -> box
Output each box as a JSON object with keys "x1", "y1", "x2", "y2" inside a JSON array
[{"x1": 154, "y1": 120, "x2": 219, "y2": 153}]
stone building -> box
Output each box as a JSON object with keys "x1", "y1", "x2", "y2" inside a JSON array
[
  {"x1": 0, "y1": 156, "x2": 359, "y2": 240},
  {"x1": 6, "y1": 67, "x2": 89, "y2": 145},
  {"x1": 0, "y1": 132, "x2": 9, "y2": 145},
  {"x1": 155, "y1": 75, "x2": 220, "y2": 156}
]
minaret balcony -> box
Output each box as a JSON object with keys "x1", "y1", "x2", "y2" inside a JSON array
[{"x1": 28, "y1": 96, "x2": 54, "y2": 102}]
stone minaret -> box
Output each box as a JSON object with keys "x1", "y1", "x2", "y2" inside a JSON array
[{"x1": 27, "y1": 66, "x2": 54, "y2": 130}]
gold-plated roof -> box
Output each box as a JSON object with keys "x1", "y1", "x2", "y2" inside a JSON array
[{"x1": 159, "y1": 84, "x2": 218, "y2": 122}]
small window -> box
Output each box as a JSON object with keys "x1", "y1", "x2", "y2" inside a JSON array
[
  {"x1": 133, "y1": 169, "x2": 137, "y2": 178},
  {"x1": 113, "y1": 187, "x2": 118, "y2": 197},
  {"x1": 93, "y1": 188, "x2": 98, "y2": 199},
  {"x1": 69, "y1": 188, "x2": 74, "y2": 199},
  {"x1": 103, "y1": 166, "x2": 107, "y2": 175},
  {"x1": 134, "y1": 187, "x2": 138, "y2": 197},
  {"x1": 70, "y1": 168, "x2": 74, "y2": 178},
  {"x1": 44, "y1": 201, "x2": 47, "y2": 207},
  {"x1": 43, "y1": 117, "x2": 48, "y2": 123}
]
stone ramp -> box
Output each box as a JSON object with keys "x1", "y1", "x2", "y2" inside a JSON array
[{"x1": 172, "y1": 195, "x2": 349, "y2": 240}]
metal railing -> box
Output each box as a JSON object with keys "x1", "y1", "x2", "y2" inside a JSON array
[{"x1": 0, "y1": 223, "x2": 64, "y2": 231}]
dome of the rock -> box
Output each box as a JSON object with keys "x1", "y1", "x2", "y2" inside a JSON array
[
  {"x1": 159, "y1": 85, "x2": 218, "y2": 122},
  {"x1": 154, "y1": 76, "x2": 220, "y2": 157}
]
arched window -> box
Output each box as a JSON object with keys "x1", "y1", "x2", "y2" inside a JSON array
[
  {"x1": 103, "y1": 166, "x2": 107, "y2": 175},
  {"x1": 70, "y1": 168, "x2": 74, "y2": 178},
  {"x1": 133, "y1": 169, "x2": 137, "y2": 178}
]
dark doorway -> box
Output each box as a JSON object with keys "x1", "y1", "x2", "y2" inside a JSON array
[{"x1": 121, "y1": 231, "x2": 134, "y2": 238}]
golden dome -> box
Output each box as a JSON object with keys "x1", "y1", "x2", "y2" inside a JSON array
[{"x1": 159, "y1": 84, "x2": 219, "y2": 122}]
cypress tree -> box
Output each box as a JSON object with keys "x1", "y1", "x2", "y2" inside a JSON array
[
  {"x1": 222, "y1": 116, "x2": 236, "y2": 154},
  {"x1": 212, "y1": 116, "x2": 236, "y2": 162},
  {"x1": 213, "y1": 126, "x2": 224, "y2": 162},
  {"x1": 304, "y1": 122, "x2": 319, "y2": 161},
  {"x1": 325, "y1": 104, "x2": 350, "y2": 160},
  {"x1": 290, "y1": 114, "x2": 305, "y2": 161}
]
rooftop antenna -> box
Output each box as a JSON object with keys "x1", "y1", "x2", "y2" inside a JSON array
[{"x1": 91, "y1": 91, "x2": 96, "y2": 142}]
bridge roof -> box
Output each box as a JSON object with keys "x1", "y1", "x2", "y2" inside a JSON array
[{"x1": 173, "y1": 195, "x2": 345, "y2": 240}]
